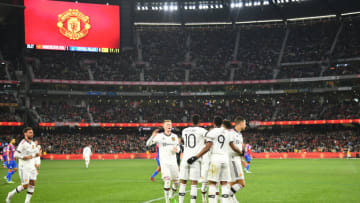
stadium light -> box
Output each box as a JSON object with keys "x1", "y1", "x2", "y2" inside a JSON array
[
  {"x1": 341, "y1": 11, "x2": 360, "y2": 16},
  {"x1": 287, "y1": 14, "x2": 336, "y2": 21}
]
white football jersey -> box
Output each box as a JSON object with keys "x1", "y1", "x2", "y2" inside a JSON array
[
  {"x1": 229, "y1": 129, "x2": 243, "y2": 157},
  {"x1": 16, "y1": 139, "x2": 37, "y2": 170},
  {"x1": 146, "y1": 132, "x2": 179, "y2": 166},
  {"x1": 83, "y1": 147, "x2": 92, "y2": 157},
  {"x1": 206, "y1": 127, "x2": 234, "y2": 162},
  {"x1": 181, "y1": 126, "x2": 208, "y2": 160}
]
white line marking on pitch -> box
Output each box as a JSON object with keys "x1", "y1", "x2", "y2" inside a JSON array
[{"x1": 141, "y1": 187, "x2": 200, "y2": 203}]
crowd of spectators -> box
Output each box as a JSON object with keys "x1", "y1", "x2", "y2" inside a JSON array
[
  {"x1": 31, "y1": 51, "x2": 89, "y2": 80},
  {"x1": 0, "y1": 132, "x2": 148, "y2": 154},
  {"x1": 333, "y1": 18, "x2": 360, "y2": 59},
  {"x1": 283, "y1": 21, "x2": 338, "y2": 62},
  {"x1": 0, "y1": 128, "x2": 358, "y2": 154},
  {"x1": 0, "y1": 108, "x2": 19, "y2": 122},
  {"x1": 144, "y1": 65, "x2": 185, "y2": 82},
  {"x1": 140, "y1": 29, "x2": 187, "y2": 66},
  {"x1": 237, "y1": 25, "x2": 283, "y2": 65},
  {"x1": 33, "y1": 99, "x2": 90, "y2": 123},
  {"x1": 245, "y1": 130, "x2": 359, "y2": 153},
  {"x1": 92, "y1": 50, "x2": 138, "y2": 81},
  {"x1": 30, "y1": 93, "x2": 360, "y2": 123}
]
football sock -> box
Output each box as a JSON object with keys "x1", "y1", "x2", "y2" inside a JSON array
[
  {"x1": 179, "y1": 183, "x2": 186, "y2": 203},
  {"x1": 7, "y1": 185, "x2": 24, "y2": 199},
  {"x1": 25, "y1": 185, "x2": 34, "y2": 203},
  {"x1": 7, "y1": 170, "x2": 11, "y2": 181},
  {"x1": 221, "y1": 185, "x2": 230, "y2": 203},
  {"x1": 151, "y1": 170, "x2": 159, "y2": 178},
  {"x1": 231, "y1": 184, "x2": 243, "y2": 194},
  {"x1": 164, "y1": 180, "x2": 171, "y2": 201},
  {"x1": 246, "y1": 164, "x2": 250, "y2": 171},
  {"x1": 190, "y1": 185, "x2": 197, "y2": 203},
  {"x1": 208, "y1": 184, "x2": 216, "y2": 203},
  {"x1": 8, "y1": 170, "x2": 15, "y2": 181},
  {"x1": 201, "y1": 182, "x2": 208, "y2": 201}
]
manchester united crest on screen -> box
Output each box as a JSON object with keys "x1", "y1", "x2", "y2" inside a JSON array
[{"x1": 57, "y1": 9, "x2": 91, "y2": 40}]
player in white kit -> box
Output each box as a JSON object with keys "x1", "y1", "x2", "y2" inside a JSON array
[
  {"x1": 146, "y1": 120, "x2": 180, "y2": 203},
  {"x1": 187, "y1": 117, "x2": 243, "y2": 203},
  {"x1": 229, "y1": 117, "x2": 247, "y2": 203},
  {"x1": 6, "y1": 127, "x2": 40, "y2": 203},
  {"x1": 83, "y1": 145, "x2": 92, "y2": 168},
  {"x1": 34, "y1": 140, "x2": 42, "y2": 170},
  {"x1": 199, "y1": 125, "x2": 213, "y2": 203},
  {"x1": 178, "y1": 114, "x2": 207, "y2": 203}
]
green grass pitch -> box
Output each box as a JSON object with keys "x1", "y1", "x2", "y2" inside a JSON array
[{"x1": 0, "y1": 159, "x2": 359, "y2": 202}]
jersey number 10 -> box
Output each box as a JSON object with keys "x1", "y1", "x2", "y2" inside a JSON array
[{"x1": 184, "y1": 134, "x2": 196, "y2": 148}]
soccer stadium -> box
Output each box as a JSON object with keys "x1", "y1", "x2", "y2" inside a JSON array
[{"x1": 0, "y1": 0, "x2": 360, "y2": 202}]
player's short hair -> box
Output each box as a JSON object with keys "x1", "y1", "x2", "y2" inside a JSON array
[
  {"x1": 222, "y1": 120, "x2": 232, "y2": 129},
  {"x1": 213, "y1": 116, "x2": 223, "y2": 127},
  {"x1": 10, "y1": 139, "x2": 15, "y2": 143},
  {"x1": 234, "y1": 116, "x2": 246, "y2": 125},
  {"x1": 192, "y1": 114, "x2": 200, "y2": 125},
  {"x1": 23, "y1": 127, "x2": 33, "y2": 134},
  {"x1": 163, "y1": 120, "x2": 172, "y2": 123}
]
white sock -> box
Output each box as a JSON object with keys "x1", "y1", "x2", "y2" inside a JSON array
[
  {"x1": 231, "y1": 183, "x2": 243, "y2": 193},
  {"x1": 231, "y1": 184, "x2": 243, "y2": 201},
  {"x1": 221, "y1": 184, "x2": 230, "y2": 203},
  {"x1": 178, "y1": 183, "x2": 186, "y2": 203},
  {"x1": 215, "y1": 183, "x2": 220, "y2": 203},
  {"x1": 8, "y1": 185, "x2": 24, "y2": 199},
  {"x1": 170, "y1": 180, "x2": 178, "y2": 198},
  {"x1": 201, "y1": 182, "x2": 208, "y2": 200},
  {"x1": 164, "y1": 180, "x2": 171, "y2": 201},
  {"x1": 164, "y1": 188, "x2": 170, "y2": 202},
  {"x1": 25, "y1": 185, "x2": 35, "y2": 203},
  {"x1": 208, "y1": 184, "x2": 216, "y2": 203},
  {"x1": 190, "y1": 185, "x2": 197, "y2": 203}
]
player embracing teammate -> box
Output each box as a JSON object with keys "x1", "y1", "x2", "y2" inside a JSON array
[
  {"x1": 178, "y1": 114, "x2": 208, "y2": 203},
  {"x1": 147, "y1": 116, "x2": 249, "y2": 203}
]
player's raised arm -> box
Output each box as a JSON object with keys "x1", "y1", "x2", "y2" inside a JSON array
[{"x1": 146, "y1": 129, "x2": 160, "y2": 146}]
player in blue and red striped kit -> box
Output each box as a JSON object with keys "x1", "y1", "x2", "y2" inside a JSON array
[
  {"x1": 2, "y1": 143, "x2": 8, "y2": 168},
  {"x1": 5, "y1": 139, "x2": 17, "y2": 183},
  {"x1": 150, "y1": 144, "x2": 161, "y2": 182},
  {"x1": 244, "y1": 144, "x2": 252, "y2": 173}
]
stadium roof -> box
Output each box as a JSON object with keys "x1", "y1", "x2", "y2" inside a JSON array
[{"x1": 134, "y1": 0, "x2": 360, "y2": 23}]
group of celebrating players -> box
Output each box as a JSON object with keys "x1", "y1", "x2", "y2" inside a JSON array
[
  {"x1": 146, "y1": 115, "x2": 252, "y2": 203},
  {"x1": 2, "y1": 127, "x2": 42, "y2": 203},
  {"x1": 1, "y1": 117, "x2": 252, "y2": 203}
]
